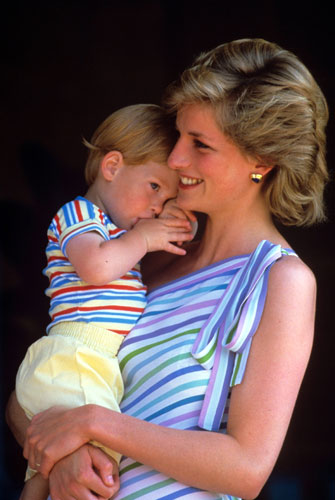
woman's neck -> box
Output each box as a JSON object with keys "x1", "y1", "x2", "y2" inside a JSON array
[
  {"x1": 193, "y1": 201, "x2": 286, "y2": 263},
  {"x1": 145, "y1": 198, "x2": 289, "y2": 291}
]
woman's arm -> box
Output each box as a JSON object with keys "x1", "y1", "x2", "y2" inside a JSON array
[
  {"x1": 6, "y1": 392, "x2": 119, "y2": 500},
  {"x1": 6, "y1": 391, "x2": 29, "y2": 447},
  {"x1": 24, "y1": 256, "x2": 315, "y2": 499}
]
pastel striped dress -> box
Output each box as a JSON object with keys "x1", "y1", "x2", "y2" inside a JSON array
[{"x1": 115, "y1": 240, "x2": 297, "y2": 500}]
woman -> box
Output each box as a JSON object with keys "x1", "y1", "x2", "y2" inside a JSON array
[{"x1": 7, "y1": 38, "x2": 329, "y2": 500}]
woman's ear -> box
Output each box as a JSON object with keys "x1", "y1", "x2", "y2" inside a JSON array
[
  {"x1": 255, "y1": 163, "x2": 274, "y2": 178},
  {"x1": 101, "y1": 151, "x2": 124, "y2": 181}
]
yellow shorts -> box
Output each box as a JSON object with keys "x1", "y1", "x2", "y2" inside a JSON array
[{"x1": 16, "y1": 322, "x2": 125, "y2": 479}]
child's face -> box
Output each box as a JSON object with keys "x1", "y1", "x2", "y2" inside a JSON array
[{"x1": 104, "y1": 161, "x2": 179, "y2": 230}]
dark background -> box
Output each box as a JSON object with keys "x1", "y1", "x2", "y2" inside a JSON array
[{"x1": 1, "y1": 1, "x2": 334, "y2": 499}]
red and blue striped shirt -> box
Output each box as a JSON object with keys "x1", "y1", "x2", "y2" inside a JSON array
[{"x1": 43, "y1": 197, "x2": 147, "y2": 334}]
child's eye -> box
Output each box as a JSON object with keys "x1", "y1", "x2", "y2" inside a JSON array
[{"x1": 150, "y1": 182, "x2": 160, "y2": 191}]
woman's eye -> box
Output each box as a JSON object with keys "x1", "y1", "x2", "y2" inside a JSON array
[
  {"x1": 194, "y1": 139, "x2": 209, "y2": 149},
  {"x1": 150, "y1": 183, "x2": 160, "y2": 191}
]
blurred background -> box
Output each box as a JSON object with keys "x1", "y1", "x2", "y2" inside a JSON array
[{"x1": 1, "y1": 1, "x2": 334, "y2": 498}]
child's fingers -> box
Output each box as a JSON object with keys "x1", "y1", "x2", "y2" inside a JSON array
[
  {"x1": 167, "y1": 209, "x2": 197, "y2": 224},
  {"x1": 163, "y1": 218, "x2": 192, "y2": 229},
  {"x1": 166, "y1": 229, "x2": 194, "y2": 249},
  {"x1": 183, "y1": 209, "x2": 197, "y2": 222},
  {"x1": 160, "y1": 198, "x2": 197, "y2": 224},
  {"x1": 165, "y1": 204, "x2": 197, "y2": 223},
  {"x1": 161, "y1": 207, "x2": 188, "y2": 220},
  {"x1": 165, "y1": 243, "x2": 187, "y2": 256}
]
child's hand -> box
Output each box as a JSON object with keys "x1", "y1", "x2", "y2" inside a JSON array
[
  {"x1": 132, "y1": 217, "x2": 194, "y2": 256},
  {"x1": 49, "y1": 444, "x2": 119, "y2": 500},
  {"x1": 159, "y1": 198, "x2": 198, "y2": 244},
  {"x1": 159, "y1": 198, "x2": 197, "y2": 223}
]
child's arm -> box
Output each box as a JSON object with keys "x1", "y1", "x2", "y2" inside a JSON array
[{"x1": 66, "y1": 217, "x2": 193, "y2": 286}]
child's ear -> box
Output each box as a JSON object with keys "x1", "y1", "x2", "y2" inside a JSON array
[{"x1": 101, "y1": 151, "x2": 124, "y2": 181}]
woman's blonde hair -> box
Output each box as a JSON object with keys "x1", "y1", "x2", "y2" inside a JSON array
[
  {"x1": 84, "y1": 104, "x2": 177, "y2": 185},
  {"x1": 164, "y1": 38, "x2": 329, "y2": 226}
]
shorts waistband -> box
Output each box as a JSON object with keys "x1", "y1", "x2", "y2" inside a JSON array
[{"x1": 48, "y1": 322, "x2": 125, "y2": 355}]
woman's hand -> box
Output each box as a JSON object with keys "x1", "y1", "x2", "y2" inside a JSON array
[
  {"x1": 23, "y1": 405, "x2": 95, "y2": 478},
  {"x1": 49, "y1": 444, "x2": 120, "y2": 500}
]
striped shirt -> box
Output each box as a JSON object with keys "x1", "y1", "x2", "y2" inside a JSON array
[
  {"x1": 116, "y1": 241, "x2": 297, "y2": 499},
  {"x1": 43, "y1": 196, "x2": 147, "y2": 334}
]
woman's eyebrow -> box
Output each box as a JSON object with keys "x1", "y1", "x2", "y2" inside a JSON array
[
  {"x1": 189, "y1": 131, "x2": 213, "y2": 142},
  {"x1": 175, "y1": 120, "x2": 213, "y2": 141}
]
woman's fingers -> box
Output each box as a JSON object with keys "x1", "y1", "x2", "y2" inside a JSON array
[
  {"x1": 23, "y1": 428, "x2": 40, "y2": 475},
  {"x1": 24, "y1": 424, "x2": 63, "y2": 478},
  {"x1": 24, "y1": 406, "x2": 91, "y2": 478}
]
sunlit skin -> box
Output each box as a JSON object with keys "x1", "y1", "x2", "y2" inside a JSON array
[
  {"x1": 63, "y1": 153, "x2": 195, "y2": 286},
  {"x1": 168, "y1": 103, "x2": 271, "y2": 220},
  {"x1": 153, "y1": 102, "x2": 282, "y2": 279},
  {"x1": 86, "y1": 153, "x2": 180, "y2": 230},
  {"x1": 10, "y1": 154, "x2": 194, "y2": 500}
]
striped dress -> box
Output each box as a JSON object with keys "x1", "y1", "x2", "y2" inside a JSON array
[{"x1": 116, "y1": 240, "x2": 297, "y2": 500}]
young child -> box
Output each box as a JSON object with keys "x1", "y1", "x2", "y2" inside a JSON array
[{"x1": 15, "y1": 103, "x2": 195, "y2": 500}]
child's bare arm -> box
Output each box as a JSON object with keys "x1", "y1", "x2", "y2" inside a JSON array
[{"x1": 66, "y1": 218, "x2": 193, "y2": 286}]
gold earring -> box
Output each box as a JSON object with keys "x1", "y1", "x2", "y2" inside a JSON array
[{"x1": 250, "y1": 173, "x2": 263, "y2": 183}]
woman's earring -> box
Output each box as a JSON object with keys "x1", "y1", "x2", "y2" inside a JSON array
[{"x1": 250, "y1": 173, "x2": 263, "y2": 183}]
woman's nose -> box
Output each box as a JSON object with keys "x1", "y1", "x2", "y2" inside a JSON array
[{"x1": 168, "y1": 141, "x2": 190, "y2": 170}]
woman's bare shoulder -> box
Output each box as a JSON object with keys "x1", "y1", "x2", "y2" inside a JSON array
[
  {"x1": 267, "y1": 254, "x2": 317, "y2": 320},
  {"x1": 264, "y1": 254, "x2": 317, "y2": 345},
  {"x1": 271, "y1": 253, "x2": 316, "y2": 290}
]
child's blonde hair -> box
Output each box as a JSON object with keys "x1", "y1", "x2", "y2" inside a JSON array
[{"x1": 84, "y1": 104, "x2": 177, "y2": 185}]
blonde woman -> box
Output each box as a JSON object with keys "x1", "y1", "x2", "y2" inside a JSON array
[{"x1": 8, "y1": 38, "x2": 329, "y2": 500}]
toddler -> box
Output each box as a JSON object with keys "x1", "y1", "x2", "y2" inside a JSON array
[{"x1": 16, "y1": 104, "x2": 194, "y2": 499}]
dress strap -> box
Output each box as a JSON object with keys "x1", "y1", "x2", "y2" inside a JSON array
[{"x1": 191, "y1": 240, "x2": 297, "y2": 431}]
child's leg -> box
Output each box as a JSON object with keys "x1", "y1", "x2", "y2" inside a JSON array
[{"x1": 19, "y1": 474, "x2": 49, "y2": 500}]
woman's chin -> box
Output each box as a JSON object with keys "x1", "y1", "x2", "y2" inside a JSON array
[{"x1": 176, "y1": 193, "x2": 197, "y2": 211}]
